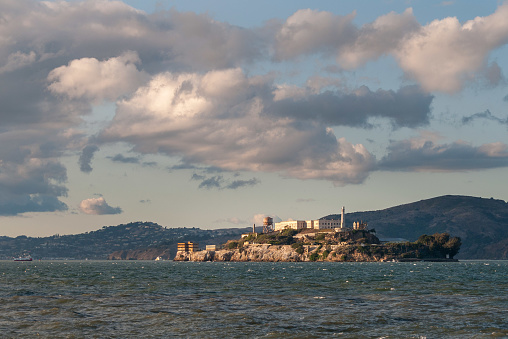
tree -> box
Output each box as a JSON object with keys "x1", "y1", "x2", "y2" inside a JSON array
[
  {"x1": 226, "y1": 241, "x2": 238, "y2": 249},
  {"x1": 443, "y1": 237, "x2": 462, "y2": 258},
  {"x1": 417, "y1": 233, "x2": 461, "y2": 258},
  {"x1": 291, "y1": 242, "x2": 304, "y2": 255},
  {"x1": 434, "y1": 233, "x2": 450, "y2": 246},
  {"x1": 417, "y1": 234, "x2": 433, "y2": 246},
  {"x1": 315, "y1": 233, "x2": 325, "y2": 241},
  {"x1": 309, "y1": 252, "x2": 319, "y2": 261}
]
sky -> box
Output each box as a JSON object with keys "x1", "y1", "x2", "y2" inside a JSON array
[{"x1": 1, "y1": 0, "x2": 508, "y2": 237}]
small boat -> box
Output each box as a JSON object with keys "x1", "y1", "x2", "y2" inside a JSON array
[{"x1": 14, "y1": 256, "x2": 33, "y2": 262}]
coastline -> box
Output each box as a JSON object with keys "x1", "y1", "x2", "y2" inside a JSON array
[{"x1": 173, "y1": 243, "x2": 451, "y2": 262}]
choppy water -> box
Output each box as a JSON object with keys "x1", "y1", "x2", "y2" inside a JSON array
[{"x1": 0, "y1": 260, "x2": 506, "y2": 338}]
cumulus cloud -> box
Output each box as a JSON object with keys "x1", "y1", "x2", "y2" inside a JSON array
[
  {"x1": 379, "y1": 134, "x2": 508, "y2": 171},
  {"x1": 48, "y1": 52, "x2": 148, "y2": 102},
  {"x1": 100, "y1": 68, "x2": 377, "y2": 185},
  {"x1": 39, "y1": 1, "x2": 504, "y2": 94},
  {"x1": 79, "y1": 197, "x2": 122, "y2": 215},
  {"x1": 394, "y1": 3, "x2": 508, "y2": 92},
  {"x1": 274, "y1": 9, "x2": 357, "y2": 60},
  {"x1": 0, "y1": 0, "x2": 262, "y2": 73},
  {"x1": 0, "y1": 0, "x2": 267, "y2": 215},
  {"x1": 337, "y1": 8, "x2": 419, "y2": 69},
  {"x1": 273, "y1": 4, "x2": 508, "y2": 92}
]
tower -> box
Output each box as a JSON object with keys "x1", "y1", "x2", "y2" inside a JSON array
[
  {"x1": 341, "y1": 206, "x2": 345, "y2": 228},
  {"x1": 263, "y1": 217, "x2": 274, "y2": 233}
]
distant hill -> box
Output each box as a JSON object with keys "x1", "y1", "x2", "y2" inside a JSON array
[
  {"x1": 0, "y1": 222, "x2": 250, "y2": 260},
  {"x1": 323, "y1": 195, "x2": 508, "y2": 259}
]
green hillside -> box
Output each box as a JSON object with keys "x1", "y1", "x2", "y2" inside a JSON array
[{"x1": 0, "y1": 222, "x2": 249, "y2": 260}]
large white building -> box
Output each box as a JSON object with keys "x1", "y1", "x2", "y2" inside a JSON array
[
  {"x1": 274, "y1": 206, "x2": 346, "y2": 231},
  {"x1": 274, "y1": 219, "x2": 343, "y2": 231},
  {"x1": 274, "y1": 220, "x2": 308, "y2": 231}
]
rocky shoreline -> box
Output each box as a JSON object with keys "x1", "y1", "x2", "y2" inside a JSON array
[{"x1": 174, "y1": 243, "x2": 400, "y2": 262}]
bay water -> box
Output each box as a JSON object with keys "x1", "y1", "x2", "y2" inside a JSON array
[{"x1": 0, "y1": 260, "x2": 506, "y2": 338}]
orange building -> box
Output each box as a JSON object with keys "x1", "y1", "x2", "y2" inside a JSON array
[{"x1": 177, "y1": 241, "x2": 199, "y2": 252}]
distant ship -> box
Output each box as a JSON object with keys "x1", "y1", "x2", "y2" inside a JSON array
[{"x1": 13, "y1": 256, "x2": 33, "y2": 262}]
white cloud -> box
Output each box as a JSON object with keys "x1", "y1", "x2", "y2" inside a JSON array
[
  {"x1": 100, "y1": 68, "x2": 377, "y2": 185},
  {"x1": 79, "y1": 197, "x2": 122, "y2": 215},
  {"x1": 337, "y1": 8, "x2": 419, "y2": 69},
  {"x1": 48, "y1": 51, "x2": 147, "y2": 102},
  {"x1": 394, "y1": 3, "x2": 508, "y2": 92},
  {"x1": 274, "y1": 9, "x2": 357, "y2": 60},
  {"x1": 273, "y1": 4, "x2": 508, "y2": 92}
]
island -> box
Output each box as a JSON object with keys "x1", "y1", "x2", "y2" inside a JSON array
[{"x1": 173, "y1": 228, "x2": 462, "y2": 262}]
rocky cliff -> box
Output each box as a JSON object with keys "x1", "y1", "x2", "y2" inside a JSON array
[
  {"x1": 174, "y1": 243, "x2": 408, "y2": 262},
  {"x1": 175, "y1": 244, "x2": 304, "y2": 262}
]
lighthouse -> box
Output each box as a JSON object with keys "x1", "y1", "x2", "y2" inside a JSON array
[{"x1": 340, "y1": 206, "x2": 345, "y2": 228}]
